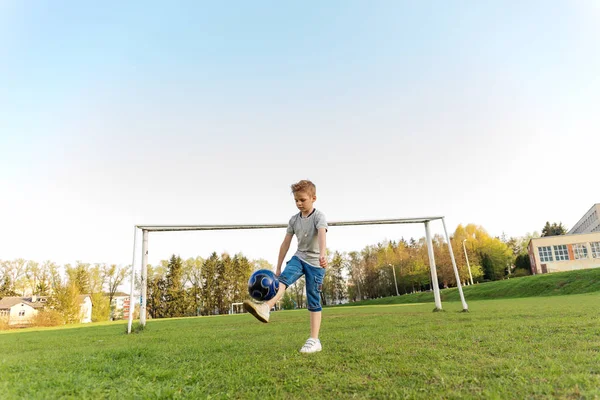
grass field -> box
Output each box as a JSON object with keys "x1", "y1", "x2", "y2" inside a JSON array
[
  {"x1": 341, "y1": 267, "x2": 600, "y2": 307},
  {"x1": 1, "y1": 290, "x2": 599, "y2": 399}
]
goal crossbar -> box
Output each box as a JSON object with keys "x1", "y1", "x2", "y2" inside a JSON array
[
  {"x1": 127, "y1": 216, "x2": 467, "y2": 334},
  {"x1": 136, "y1": 216, "x2": 444, "y2": 232}
]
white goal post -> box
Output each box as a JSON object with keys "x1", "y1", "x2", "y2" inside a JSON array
[
  {"x1": 230, "y1": 302, "x2": 244, "y2": 314},
  {"x1": 127, "y1": 216, "x2": 468, "y2": 334}
]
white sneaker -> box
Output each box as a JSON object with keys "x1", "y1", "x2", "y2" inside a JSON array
[
  {"x1": 243, "y1": 300, "x2": 270, "y2": 323},
  {"x1": 299, "y1": 338, "x2": 322, "y2": 353}
]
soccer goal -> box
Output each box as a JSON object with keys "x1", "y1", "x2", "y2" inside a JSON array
[
  {"x1": 230, "y1": 302, "x2": 244, "y2": 315},
  {"x1": 127, "y1": 216, "x2": 468, "y2": 334}
]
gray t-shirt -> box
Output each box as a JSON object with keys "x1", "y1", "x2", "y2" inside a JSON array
[{"x1": 286, "y1": 209, "x2": 328, "y2": 267}]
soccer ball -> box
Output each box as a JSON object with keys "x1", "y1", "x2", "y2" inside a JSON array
[{"x1": 248, "y1": 269, "x2": 280, "y2": 302}]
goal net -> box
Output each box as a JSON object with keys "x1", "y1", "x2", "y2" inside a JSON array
[{"x1": 127, "y1": 216, "x2": 468, "y2": 334}]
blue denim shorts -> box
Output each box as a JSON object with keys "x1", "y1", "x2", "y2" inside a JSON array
[{"x1": 278, "y1": 256, "x2": 326, "y2": 312}]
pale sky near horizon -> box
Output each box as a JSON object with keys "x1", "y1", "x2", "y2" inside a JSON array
[{"x1": 1, "y1": 2, "x2": 598, "y2": 274}]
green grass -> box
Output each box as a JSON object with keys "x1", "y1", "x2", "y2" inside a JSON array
[
  {"x1": 1, "y1": 293, "x2": 599, "y2": 399},
  {"x1": 343, "y1": 267, "x2": 600, "y2": 307}
]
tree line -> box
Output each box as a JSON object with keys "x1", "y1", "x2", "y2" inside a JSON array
[
  {"x1": 143, "y1": 224, "x2": 539, "y2": 315},
  {"x1": 1, "y1": 222, "x2": 546, "y2": 324}
]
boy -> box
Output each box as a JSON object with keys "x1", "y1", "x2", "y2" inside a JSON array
[{"x1": 244, "y1": 179, "x2": 328, "y2": 353}]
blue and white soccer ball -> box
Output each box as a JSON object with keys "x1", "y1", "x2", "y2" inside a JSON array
[{"x1": 248, "y1": 269, "x2": 280, "y2": 302}]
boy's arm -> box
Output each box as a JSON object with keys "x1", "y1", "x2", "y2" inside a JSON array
[
  {"x1": 318, "y1": 228, "x2": 327, "y2": 268},
  {"x1": 276, "y1": 233, "x2": 294, "y2": 275}
]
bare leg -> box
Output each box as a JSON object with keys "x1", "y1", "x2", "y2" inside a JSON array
[
  {"x1": 310, "y1": 311, "x2": 321, "y2": 339},
  {"x1": 265, "y1": 283, "x2": 287, "y2": 309}
]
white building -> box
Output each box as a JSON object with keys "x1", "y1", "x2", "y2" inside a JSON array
[
  {"x1": 528, "y1": 203, "x2": 600, "y2": 274},
  {"x1": 568, "y1": 203, "x2": 600, "y2": 234},
  {"x1": 528, "y1": 232, "x2": 600, "y2": 274},
  {"x1": 110, "y1": 292, "x2": 131, "y2": 320},
  {"x1": 79, "y1": 295, "x2": 93, "y2": 323},
  {"x1": 0, "y1": 296, "x2": 46, "y2": 326}
]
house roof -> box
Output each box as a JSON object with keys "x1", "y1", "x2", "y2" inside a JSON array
[
  {"x1": 0, "y1": 297, "x2": 38, "y2": 310},
  {"x1": 23, "y1": 296, "x2": 49, "y2": 304}
]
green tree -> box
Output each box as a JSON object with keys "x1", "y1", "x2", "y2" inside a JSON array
[
  {"x1": 88, "y1": 264, "x2": 104, "y2": 294},
  {"x1": 347, "y1": 251, "x2": 364, "y2": 301},
  {"x1": 542, "y1": 222, "x2": 567, "y2": 237},
  {"x1": 183, "y1": 257, "x2": 203, "y2": 316},
  {"x1": 201, "y1": 252, "x2": 219, "y2": 315},
  {"x1": 323, "y1": 251, "x2": 346, "y2": 304},
  {"x1": 454, "y1": 224, "x2": 513, "y2": 282},
  {"x1": 66, "y1": 262, "x2": 90, "y2": 294},
  {"x1": 280, "y1": 291, "x2": 295, "y2": 310},
  {"x1": 231, "y1": 254, "x2": 253, "y2": 303},
  {"x1": 514, "y1": 254, "x2": 532, "y2": 274},
  {"x1": 478, "y1": 238, "x2": 513, "y2": 280},
  {"x1": 91, "y1": 292, "x2": 110, "y2": 322},
  {"x1": 103, "y1": 264, "x2": 128, "y2": 318},
  {"x1": 289, "y1": 279, "x2": 305, "y2": 309},
  {"x1": 24, "y1": 261, "x2": 40, "y2": 296},
  {"x1": 252, "y1": 259, "x2": 273, "y2": 271},
  {"x1": 1, "y1": 259, "x2": 26, "y2": 295},
  {"x1": 49, "y1": 281, "x2": 81, "y2": 324},
  {"x1": 147, "y1": 273, "x2": 167, "y2": 319},
  {"x1": 213, "y1": 254, "x2": 228, "y2": 314},
  {"x1": 0, "y1": 276, "x2": 17, "y2": 298},
  {"x1": 35, "y1": 261, "x2": 54, "y2": 296},
  {"x1": 85, "y1": 264, "x2": 110, "y2": 322},
  {"x1": 165, "y1": 255, "x2": 186, "y2": 318}
]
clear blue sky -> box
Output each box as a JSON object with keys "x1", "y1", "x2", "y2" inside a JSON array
[{"x1": 1, "y1": 1, "x2": 598, "y2": 268}]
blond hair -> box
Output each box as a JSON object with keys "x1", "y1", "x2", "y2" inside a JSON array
[{"x1": 291, "y1": 180, "x2": 316, "y2": 196}]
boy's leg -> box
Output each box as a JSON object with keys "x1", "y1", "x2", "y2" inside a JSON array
[
  {"x1": 300, "y1": 263, "x2": 325, "y2": 353},
  {"x1": 310, "y1": 311, "x2": 321, "y2": 339},
  {"x1": 265, "y1": 283, "x2": 286, "y2": 310},
  {"x1": 243, "y1": 283, "x2": 287, "y2": 323},
  {"x1": 244, "y1": 257, "x2": 303, "y2": 323}
]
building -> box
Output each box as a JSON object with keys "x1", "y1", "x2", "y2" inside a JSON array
[
  {"x1": 79, "y1": 295, "x2": 93, "y2": 323},
  {"x1": 110, "y1": 292, "x2": 131, "y2": 320},
  {"x1": 0, "y1": 296, "x2": 46, "y2": 326},
  {"x1": 528, "y1": 232, "x2": 600, "y2": 274},
  {"x1": 568, "y1": 204, "x2": 600, "y2": 234},
  {"x1": 529, "y1": 203, "x2": 600, "y2": 274}
]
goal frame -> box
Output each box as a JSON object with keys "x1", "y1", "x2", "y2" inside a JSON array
[{"x1": 127, "y1": 216, "x2": 468, "y2": 334}]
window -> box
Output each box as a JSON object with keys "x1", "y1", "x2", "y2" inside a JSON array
[
  {"x1": 18, "y1": 310, "x2": 25, "y2": 317},
  {"x1": 573, "y1": 243, "x2": 588, "y2": 260},
  {"x1": 538, "y1": 246, "x2": 553, "y2": 262},
  {"x1": 591, "y1": 242, "x2": 600, "y2": 259},
  {"x1": 553, "y1": 245, "x2": 569, "y2": 261}
]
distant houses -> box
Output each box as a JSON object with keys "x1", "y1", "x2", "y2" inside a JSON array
[{"x1": 0, "y1": 294, "x2": 92, "y2": 327}]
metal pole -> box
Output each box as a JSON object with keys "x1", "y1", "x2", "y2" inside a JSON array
[
  {"x1": 462, "y1": 239, "x2": 474, "y2": 285},
  {"x1": 442, "y1": 218, "x2": 469, "y2": 311},
  {"x1": 140, "y1": 230, "x2": 149, "y2": 326},
  {"x1": 424, "y1": 221, "x2": 442, "y2": 311},
  {"x1": 390, "y1": 264, "x2": 400, "y2": 296},
  {"x1": 127, "y1": 226, "x2": 137, "y2": 334}
]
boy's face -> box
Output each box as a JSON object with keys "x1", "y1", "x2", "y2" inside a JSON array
[{"x1": 293, "y1": 190, "x2": 316, "y2": 214}]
